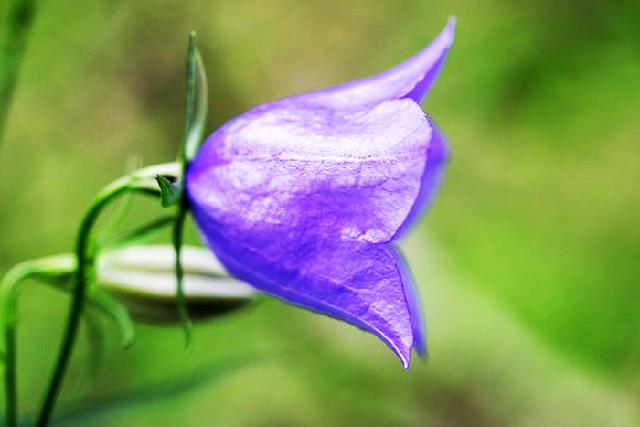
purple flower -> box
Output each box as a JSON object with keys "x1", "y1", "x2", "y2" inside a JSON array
[{"x1": 186, "y1": 19, "x2": 455, "y2": 369}]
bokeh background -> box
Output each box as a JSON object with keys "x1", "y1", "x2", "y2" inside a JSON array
[{"x1": 1, "y1": 0, "x2": 639, "y2": 425}]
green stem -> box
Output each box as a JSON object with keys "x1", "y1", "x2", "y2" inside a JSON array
[
  {"x1": 2, "y1": 263, "x2": 37, "y2": 427},
  {"x1": 34, "y1": 177, "x2": 160, "y2": 427},
  {"x1": 0, "y1": 164, "x2": 175, "y2": 427},
  {"x1": 0, "y1": 0, "x2": 38, "y2": 142},
  {"x1": 1, "y1": 260, "x2": 73, "y2": 427},
  {"x1": 173, "y1": 202, "x2": 192, "y2": 345}
]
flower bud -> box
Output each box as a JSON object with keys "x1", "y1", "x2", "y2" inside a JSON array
[{"x1": 97, "y1": 244, "x2": 256, "y2": 324}]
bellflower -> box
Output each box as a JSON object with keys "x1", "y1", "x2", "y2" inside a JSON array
[{"x1": 186, "y1": 19, "x2": 455, "y2": 369}]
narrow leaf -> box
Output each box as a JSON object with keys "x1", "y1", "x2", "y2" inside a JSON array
[
  {"x1": 182, "y1": 31, "x2": 209, "y2": 162},
  {"x1": 154, "y1": 175, "x2": 180, "y2": 208},
  {"x1": 0, "y1": 0, "x2": 38, "y2": 142},
  {"x1": 99, "y1": 215, "x2": 175, "y2": 250},
  {"x1": 86, "y1": 287, "x2": 135, "y2": 349}
]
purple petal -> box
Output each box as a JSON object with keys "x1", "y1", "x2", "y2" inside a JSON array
[
  {"x1": 189, "y1": 99, "x2": 431, "y2": 246},
  {"x1": 294, "y1": 17, "x2": 455, "y2": 109},
  {"x1": 190, "y1": 217, "x2": 416, "y2": 368},
  {"x1": 392, "y1": 247, "x2": 427, "y2": 356},
  {"x1": 186, "y1": 20, "x2": 455, "y2": 368},
  {"x1": 393, "y1": 122, "x2": 450, "y2": 240}
]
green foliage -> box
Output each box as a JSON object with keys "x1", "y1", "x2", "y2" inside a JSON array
[
  {"x1": 154, "y1": 175, "x2": 180, "y2": 208},
  {"x1": 182, "y1": 32, "x2": 209, "y2": 163},
  {"x1": 86, "y1": 287, "x2": 135, "y2": 349},
  {"x1": 99, "y1": 215, "x2": 175, "y2": 250},
  {"x1": 0, "y1": 0, "x2": 37, "y2": 141}
]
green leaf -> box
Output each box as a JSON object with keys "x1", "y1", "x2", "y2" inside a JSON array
[
  {"x1": 0, "y1": 0, "x2": 38, "y2": 143},
  {"x1": 86, "y1": 287, "x2": 135, "y2": 349},
  {"x1": 182, "y1": 31, "x2": 209, "y2": 163},
  {"x1": 154, "y1": 175, "x2": 180, "y2": 208}
]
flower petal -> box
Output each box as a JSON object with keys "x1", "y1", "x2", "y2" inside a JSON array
[
  {"x1": 392, "y1": 246, "x2": 427, "y2": 356},
  {"x1": 187, "y1": 99, "x2": 432, "y2": 367},
  {"x1": 189, "y1": 99, "x2": 431, "y2": 244},
  {"x1": 393, "y1": 122, "x2": 449, "y2": 240},
  {"x1": 192, "y1": 221, "x2": 416, "y2": 368},
  {"x1": 294, "y1": 17, "x2": 455, "y2": 109}
]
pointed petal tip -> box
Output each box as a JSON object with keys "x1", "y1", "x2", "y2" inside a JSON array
[
  {"x1": 433, "y1": 16, "x2": 456, "y2": 54},
  {"x1": 288, "y1": 16, "x2": 457, "y2": 108},
  {"x1": 401, "y1": 17, "x2": 456, "y2": 103},
  {"x1": 395, "y1": 340, "x2": 430, "y2": 372},
  {"x1": 396, "y1": 347, "x2": 412, "y2": 371},
  {"x1": 374, "y1": 327, "x2": 411, "y2": 371},
  {"x1": 438, "y1": 16, "x2": 456, "y2": 50}
]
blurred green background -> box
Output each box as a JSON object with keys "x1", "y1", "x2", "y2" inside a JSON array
[{"x1": 1, "y1": 0, "x2": 639, "y2": 425}]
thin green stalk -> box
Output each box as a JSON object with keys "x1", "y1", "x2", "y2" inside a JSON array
[
  {"x1": 172, "y1": 203, "x2": 192, "y2": 345},
  {"x1": 0, "y1": 0, "x2": 38, "y2": 142},
  {"x1": 1, "y1": 260, "x2": 73, "y2": 427},
  {"x1": 34, "y1": 176, "x2": 160, "y2": 427},
  {"x1": 2, "y1": 263, "x2": 38, "y2": 427}
]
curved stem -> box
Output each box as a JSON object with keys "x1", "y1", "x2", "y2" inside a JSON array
[
  {"x1": 34, "y1": 174, "x2": 162, "y2": 427},
  {"x1": 1, "y1": 258, "x2": 72, "y2": 427},
  {"x1": 0, "y1": 0, "x2": 38, "y2": 142},
  {"x1": 2, "y1": 263, "x2": 38, "y2": 427}
]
